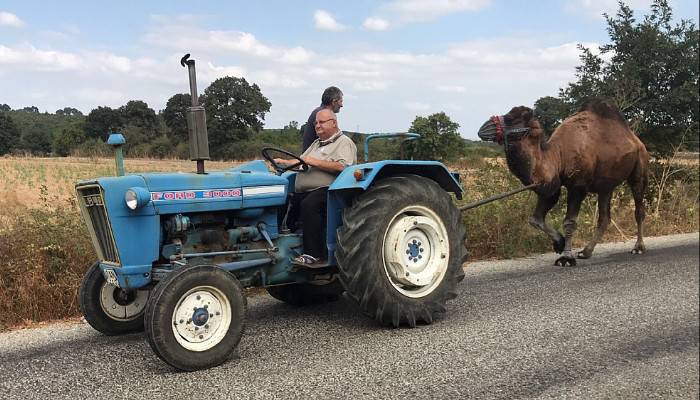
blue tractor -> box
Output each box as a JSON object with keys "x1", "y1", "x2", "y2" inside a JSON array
[{"x1": 76, "y1": 55, "x2": 467, "y2": 371}]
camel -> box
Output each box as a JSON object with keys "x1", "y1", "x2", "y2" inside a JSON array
[{"x1": 477, "y1": 99, "x2": 650, "y2": 266}]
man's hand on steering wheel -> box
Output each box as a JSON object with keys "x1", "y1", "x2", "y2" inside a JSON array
[{"x1": 261, "y1": 147, "x2": 309, "y2": 174}]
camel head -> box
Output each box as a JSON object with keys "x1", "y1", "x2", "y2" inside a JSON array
[{"x1": 477, "y1": 106, "x2": 543, "y2": 146}]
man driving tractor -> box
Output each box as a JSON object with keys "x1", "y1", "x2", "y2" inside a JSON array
[{"x1": 273, "y1": 108, "x2": 357, "y2": 267}]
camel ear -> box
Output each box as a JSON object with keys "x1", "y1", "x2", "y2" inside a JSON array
[{"x1": 521, "y1": 108, "x2": 533, "y2": 123}]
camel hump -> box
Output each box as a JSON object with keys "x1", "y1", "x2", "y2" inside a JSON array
[{"x1": 578, "y1": 98, "x2": 628, "y2": 126}]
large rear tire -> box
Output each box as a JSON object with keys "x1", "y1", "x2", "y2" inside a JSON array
[
  {"x1": 79, "y1": 262, "x2": 148, "y2": 335},
  {"x1": 266, "y1": 280, "x2": 344, "y2": 306},
  {"x1": 336, "y1": 175, "x2": 466, "y2": 327},
  {"x1": 144, "y1": 265, "x2": 246, "y2": 371}
]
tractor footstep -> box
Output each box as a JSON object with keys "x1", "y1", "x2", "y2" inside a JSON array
[{"x1": 291, "y1": 260, "x2": 329, "y2": 269}]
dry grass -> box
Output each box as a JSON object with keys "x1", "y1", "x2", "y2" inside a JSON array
[{"x1": 0, "y1": 155, "x2": 697, "y2": 330}]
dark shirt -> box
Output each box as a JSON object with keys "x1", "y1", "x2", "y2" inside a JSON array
[{"x1": 302, "y1": 105, "x2": 324, "y2": 152}]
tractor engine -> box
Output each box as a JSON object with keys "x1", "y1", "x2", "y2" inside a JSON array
[{"x1": 160, "y1": 211, "x2": 275, "y2": 261}]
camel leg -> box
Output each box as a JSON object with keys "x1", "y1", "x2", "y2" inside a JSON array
[
  {"x1": 528, "y1": 190, "x2": 565, "y2": 253},
  {"x1": 578, "y1": 190, "x2": 613, "y2": 259},
  {"x1": 629, "y1": 171, "x2": 647, "y2": 254},
  {"x1": 555, "y1": 188, "x2": 586, "y2": 267}
]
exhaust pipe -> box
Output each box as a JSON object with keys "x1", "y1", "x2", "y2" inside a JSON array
[{"x1": 181, "y1": 54, "x2": 210, "y2": 174}]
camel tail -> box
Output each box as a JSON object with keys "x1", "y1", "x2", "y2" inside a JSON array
[{"x1": 579, "y1": 98, "x2": 628, "y2": 127}]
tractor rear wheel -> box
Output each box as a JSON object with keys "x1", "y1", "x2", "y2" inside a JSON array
[
  {"x1": 79, "y1": 262, "x2": 148, "y2": 335},
  {"x1": 144, "y1": 265, "x2": 246, "y2": 371},
  {"x1": 336, "y1": 175, "x2": 466, "y2": 327},
  {"x1": 266, "y1": 279, "x2": 344, "y2": 306}
]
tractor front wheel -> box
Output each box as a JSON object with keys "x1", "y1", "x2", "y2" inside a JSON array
[
  {"x1": 336, "y1": 175, "x2": 467, "y2": 327},
  {"x1": 79, "y1": 262, "x2": 148, "y2": 335},
  {"x1": 144, "y1": 265, "x2": 246, "y2": 371}
]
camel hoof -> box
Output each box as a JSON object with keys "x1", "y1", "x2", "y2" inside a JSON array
[
  {"x1": 552, "y1": 237, "x2": 565, "y2": 254},
  {"x1": 577, "y1": 250, "x2": 592, "y2": 259},
  {"x1": 554, "y1": 256, "x2": 577, "y2": 267}
]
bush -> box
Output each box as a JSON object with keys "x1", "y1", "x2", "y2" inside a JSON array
[{"x1": 0, "y1": 187, "x2": 95, "y2": 329}]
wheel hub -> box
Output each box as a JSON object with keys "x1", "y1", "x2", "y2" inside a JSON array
[
  {"x1": 99, "y1": 282, "x2": 148, "y2": 321},
  {"x1": 172, "y1": 287, "x2": 231, "y2": 352},
  {"x1": 382, "y1": 206, "x2": 450, "y2": 298}
]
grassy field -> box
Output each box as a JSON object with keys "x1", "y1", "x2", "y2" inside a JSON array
[{"x1": 0, "y1": 155, "x2": 697, "y2": 330}]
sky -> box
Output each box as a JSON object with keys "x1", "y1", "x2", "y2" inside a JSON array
[{"x1": 1, "y1": 0, "x2": 698, "y2": 139}]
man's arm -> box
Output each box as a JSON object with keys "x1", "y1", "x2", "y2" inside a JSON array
[{"x1": 302, "y1": 156, "x2": 346, "y2": 173}]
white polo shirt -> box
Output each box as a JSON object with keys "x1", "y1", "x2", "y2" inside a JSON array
[{"x1": 294, "y1": 130, "x2": 357, "y2": 193}]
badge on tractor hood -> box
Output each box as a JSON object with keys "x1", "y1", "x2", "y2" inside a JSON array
[{"x1": 150, "y1": 188, "x2": 242, "y2": 202}]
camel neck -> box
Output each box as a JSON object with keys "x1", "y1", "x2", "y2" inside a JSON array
[{"x1": 505, "y1": 140, "x2": 560, "y2": 186}]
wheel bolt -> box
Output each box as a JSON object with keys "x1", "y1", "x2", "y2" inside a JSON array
[
  {"x1": 405, "y1": 272, "x2": 410, "y2": 277},
  {"x1": 418, "y1": 255, "x2": 422, "y2": 259},
  {"x1": 199, "y1": 335, "x2": 204, "y2": 339},
  {"x1": 210, "y1": 313, "x2": 214, "y2": 318},
  {"x1": 195, "y1": 327, "x2": 199, "y2": 331},
  {"x1": 179, "y1": 319, "x2": 184, "y2": 324},
  {"x1": 420, "y1": 248, "x2": 424, "y2": 252},
  {"x1": 204, "y1": 304, "x2": 208, "y2": 309},
  {"x1": 205, "y1": 324, "x2": 209, "y2": 329},
  {"x1": 216, "y1": 311, "x2": 220, "y2": 316},
  {"x1": 405, "y1": 250, "x2": 410, "y2": 254},
  {"x1": 196, "y1": 295, "x2": 201, "y2": 300}
]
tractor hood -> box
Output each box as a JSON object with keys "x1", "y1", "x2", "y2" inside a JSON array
[{"x1": 76, "y1": 160, "x2": 289, "y2": 216}]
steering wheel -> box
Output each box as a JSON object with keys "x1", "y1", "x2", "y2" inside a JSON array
[{"x1": 261, "y1": 147, "x2": 309, "y2": 174}]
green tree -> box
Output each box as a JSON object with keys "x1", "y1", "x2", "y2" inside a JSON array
[
  {"x1": 200, "y1": 76, "x2": 271, "y2": 158},
  {"x1": 20, "y1": 127, "x2": 52, "y2": 154},
  {"x1": 560, "y1": 0, "x2": 699, "y2": 154},
  {"x1": 53, "y1": 123, "x2": 87, "y2": 156},
  {"x1": 21, "y1": 106, "x2": 39, "y2": 113},
  {"x1": 0, "y1": 113, "x2": 20, "y2": 155},
  {"x1": 534, "y1": 96, "x2": 570, "y2": 136},
  {"x1": 55, "y1": 107, "x2": 83, "y2": 117},
  {"x1": 117, "y1": 100, "x2": 161, "y2": 151},
  {"x1": 404, "y1": 112, "x2": 465, "y2": 161},
  {"x1": 149, "y1": 135, "x2": 175, "y2": 159},
  {"x1": 162, "y1": 93, "x2": 191, "y2": 145},
  {"x1": 0, "y1": 104, "x2": 11, "y2": 112},
  {"x1": 85, "y1": 106, "x2": 123, "y2": 141}
]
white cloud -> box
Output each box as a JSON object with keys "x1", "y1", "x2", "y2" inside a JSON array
[
  {"x1": 0, "y1": 44, "x2": 82, "y2": 71},
  {"x1": 437, "y1": 85, "x2": 466, "y2": 93},
  {"x1": 404, "y1": 101, "x2": 431, "y2": 111},
  {"x1": 313, "y1": 10, "x2": 347, "y2": 32},
  {"x1": 205, "y1": 62, "x2": 247, "y2": 80},
  {"x1": 363, "y1": 17, "x2": 390, "y2": 31},
  {"x1": 281, "y1": 47, "x2": 314, "y2": 64},
  {"x1": 352, "y1": 81, "x2": 390, "y2": 91},
  {"x1": 0, "y1": 11, "x2": 24, "y2": 27},
  {"x1": 564, "y1": 0, "x2": 653, "y2": 19},
  {"x1": 447, "y1": 39, "x2": 596, "y2": 71},
  {"x1": 387, "y1": 0, "x2": 491, "y2": 23}
]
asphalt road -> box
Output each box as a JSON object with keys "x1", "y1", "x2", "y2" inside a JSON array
[{"x1": 1, "y1": 233, "x2": 698, "y2": 399}]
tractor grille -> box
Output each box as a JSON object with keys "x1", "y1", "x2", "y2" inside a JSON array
[{"x1": 76, "y1": 185, "x2": 120, "y2": 264}]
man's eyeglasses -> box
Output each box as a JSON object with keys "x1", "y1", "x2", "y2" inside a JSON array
[{"x1": 315, "y1": 118, "x2": 336, "y2": 125}]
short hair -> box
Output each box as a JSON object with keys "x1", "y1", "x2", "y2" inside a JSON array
[{"x1": 321, "y1": 86, "x2": 343, "y2": 106}]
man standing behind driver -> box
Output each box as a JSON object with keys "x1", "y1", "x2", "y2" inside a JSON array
[
  {"x1": 302, "y1": 86, "x2": 343, "y2": 152},
  {"x1": 274, "y1": 108, "x2": 356, "y2": 266}
]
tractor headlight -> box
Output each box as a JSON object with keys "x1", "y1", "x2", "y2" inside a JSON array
[{"x1": 125, "y1": 187, "x2": 150, "y2": 210}]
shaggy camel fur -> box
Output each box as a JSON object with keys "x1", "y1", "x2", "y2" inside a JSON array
[{"x1": 478, "y1": 99, "x2": 650, "y2": 266}]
